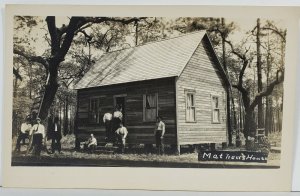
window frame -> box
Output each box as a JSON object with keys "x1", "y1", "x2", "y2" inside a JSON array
[
  {"x1": 185, "y1": 89, "x2": 196, "y2": 123},
  {"x1": 143, "y1": 92, "x2": 158, "y2": 122},
  {"x1": 211, "y1": 95, "x2": 221, "y2": 124}
]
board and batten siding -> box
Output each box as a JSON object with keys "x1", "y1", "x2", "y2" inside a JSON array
[
  {"x1": 176, "y1": 37, "x2": 227, "y2": 145},
  {"x1": 75, "y1": 77, "x2": 177, "y2": 145}
]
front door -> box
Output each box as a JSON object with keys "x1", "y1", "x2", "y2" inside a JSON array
[{"x1": 114, "y1": 95, "x2": 126, "y2": 125}]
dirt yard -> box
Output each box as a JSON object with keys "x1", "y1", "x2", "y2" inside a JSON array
[{"x1": 11, "y1": 133, "x2": 281, "y2": 168}]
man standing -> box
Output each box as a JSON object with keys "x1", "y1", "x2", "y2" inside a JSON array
[
  {"x1": 103, "y1": 112, "x2": 112, "y2": 142},
  {"x1": 154, "y1": 116, "x2": 165, "y2": 155},
  {"x1": 15, "y1": 117, "x2": 31, "y2": 152},
  {"x1": 30, "y1": 117, "x2": 45, "y2": 156},
  {"x1": 115, "y1": 123, "x2": 128, "y2": 153},
  {"x1": 49, "y1": 116, "x2": 62, "y2": 154}
]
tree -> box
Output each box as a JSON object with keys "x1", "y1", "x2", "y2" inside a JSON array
[
  {"x1": 225, "y1": 38, "x2": 284, "y2": 138},
  {"x1": 13, "y1": 16, "x2": 145, "y2": 120}
]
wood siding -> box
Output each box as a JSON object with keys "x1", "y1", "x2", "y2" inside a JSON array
[
  {"x1": 176, "y1": 37, "x2": 227, "y2": 145},
  {"x1": 75, "y1": 77, "x2": 177, "y2": 145}
]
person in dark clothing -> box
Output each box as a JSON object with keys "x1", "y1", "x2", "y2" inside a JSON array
[
  {"x1": 115, "y1": 123, "x2": 128, "y2": 153},
  {"x1": 154, "y1": 116, "x2": 165, "y2": 155},
  {"x1": 48, "y1": 116, "x2": 62, "y2": 153},
  {"x1": 103, "y1": 112, "x2": 112, "y2": 143},
  {"x1": 111, "y1": 106, "x2": 123, "y2": 143}
]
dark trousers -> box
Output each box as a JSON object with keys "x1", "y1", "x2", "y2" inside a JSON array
[
  {"x1": 32, "y1": 133, "x2": 43, "y2": 156},
  {"x1": 51, "y1": 132, "x2": 62, "y2": 153},
  {"x1": 112, "y1": 118, "x2": 121, "y2": 142},
  {"x1": 105, "y1": 120, "x2": 112, "y2": 142},
  {"x1": 84, "y1": 144, "x2": 96, "y2": 153},
  {"x1": 116, "y1": 134, "x2": 126, "y2": 153},
  {"x1": 155, "y1": 130, "x2": 164, "y2": 155},
  {"x1": 15, "y1": 132, "x2": 29, "y2": 151}
]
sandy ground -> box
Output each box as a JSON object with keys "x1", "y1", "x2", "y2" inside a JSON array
[{"x1": 11, "y1": 133, "x2": 281, "y2": 168}]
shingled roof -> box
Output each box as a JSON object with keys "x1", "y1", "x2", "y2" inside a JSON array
[{"x1": 75, "y1": 31, "x2": 227, "y2": 89}]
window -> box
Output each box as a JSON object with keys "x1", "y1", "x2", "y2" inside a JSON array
[
  {"x1": 89, "y1": 98, "x2": 100, "y2": 123},
  {"x1": 211, "y1": 96, "x2": 220, "y2": 123},
  {"x1": 143, "y1": 93, "x2": 158, "y2": 122},
  {"x1": 186, "y1": 92, "x2": 196, "y2": 122}
]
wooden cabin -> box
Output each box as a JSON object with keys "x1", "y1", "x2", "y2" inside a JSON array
[{"x1": 74, "y1": 31, "x2": 230, "y2": 153}]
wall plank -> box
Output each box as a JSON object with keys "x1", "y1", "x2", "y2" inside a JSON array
[{"x1": 176, "y1": 38, "x2": 227, "y2": 145}]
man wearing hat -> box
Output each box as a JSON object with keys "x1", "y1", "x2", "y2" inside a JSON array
[{"x1": 30, "y1": 117, "x2": 45, "y2": 156}]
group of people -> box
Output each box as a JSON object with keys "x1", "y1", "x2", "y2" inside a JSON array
[
  {"x1": 102, "y1": 106, "x2": 166, "y2": 154},
  {"x1": 103, "y1": 107, "x2": 128, "y2": 153},
  {"x1": 15, "y1": 106, "x2": 166, "y2": 156},
  {"x1": 15, "y1": 115, "x2": 62, "y2": 157}
]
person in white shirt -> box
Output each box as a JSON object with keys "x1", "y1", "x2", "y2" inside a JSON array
[
  {"x1": 85, "y1": 134, "x2": 97, "y2": 153},
  {"x1": 30, "y1": 117, "x2": 45, "y2": 156},
  {"x1": 103, "y1": 112, "x2": 112, "y2": 142},
  {"x1": 15, "y1": 117, "x2": 32, "y2": 152},
  {"x1": 115, "y1": 123, "x2": 128, "y2": 153},
  {"x1": 154, "y1": 116, "x2": 165, "y2": 155}
]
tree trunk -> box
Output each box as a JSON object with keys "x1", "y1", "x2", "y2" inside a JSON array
[
  {"x1": 29, "y1": 63, "x2": 33, "y2": 99},
  {"x1": 64, "y1": 95, "x2": 69, "y2": 135},
  {"x1": 227, "y1": 88, "x2": 233, "y2": 145},
  {"x1": 256, "y1": 18, "x2": 264, "y2": 128},
  {"x1": 244, "y1": 109, "x2": 256, "y2": 138},
  {"x1": 135, "y1": 20, "x2": 139, "y2": 46},
  {"x1": 38, "y1": 81, "x2": 59, "y2": 120},
  {"x1": 221, "y1": 18, "x2": 233, "y2": 145},
  {"x1": 13, "y1": 78, "x2": 18, "y2": 98}
]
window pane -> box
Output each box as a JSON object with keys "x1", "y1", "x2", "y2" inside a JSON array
[
  {"x1": 191, "y1": 94, "x2": 194, "y2": 106},
  {"x1": 192, "y1": 107, "x2": 195, "y2": 121},
  {"x1": 89, "y1": 98, "x2": 100, "y2": 123},
  {"x1": 145, "y1": 108, "x2": 156, "y2": 121},
  {"x1": 144, "y1": 94, "x2": 157, "y2": 121},
  {"x1": 212, "y1": 97, "x2": 219, "y2": 108},
  {"x1": 186, "y1": 107, "x2": 190, "y2": 121},
  {"x1": 186, "y1": 93, "x2": 196, "y2": 122},
  {"x1": 213, "y1": 109, "x2": 220, "y2": 123},
  {"x1": 187, "y1": 94, "x2": 192, "y2": 107},
  {"x1": 188, "y1": 107, "x2": 195, "y2": 122},
  {"x1": 146, "y1": 94, "x2": 156, "y2": 108}
]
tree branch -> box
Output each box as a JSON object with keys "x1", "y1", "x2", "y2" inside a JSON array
[
  {"x1": 13, "y1": 67, "x2": 22, "y2": 81},
  {"x1": 83, "y1": 17, "x2": 146, "y2": 25},
  {"x1": 45, "y1": 16, "x2": 60, "y2": 55},
  {"x1": 225, "y1": 39, "x2": 245, "y2": 60},
  {"x1": 250, "y1": 70, "x2": 284, "y2": 109},
  {"x1": 225, "y1": 39, "x2": 249, "y2": 87},
  {"x1": 232, "y1": 84, "x2": 250, "y2": 108},
  {"x1": 13, "y1": 48, "x2": 49, "y2": 70},
  {"x1": 261, "y1": 27, "x2": 286, "y2": 42}
]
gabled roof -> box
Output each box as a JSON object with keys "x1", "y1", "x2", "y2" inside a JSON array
[{"x1": 75, "y1": 31, "x2": 228, "y2": 89}]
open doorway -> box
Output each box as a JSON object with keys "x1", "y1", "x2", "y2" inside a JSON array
[{"x1": 114, "y1": 95, "x2": 126, "y2": 125}]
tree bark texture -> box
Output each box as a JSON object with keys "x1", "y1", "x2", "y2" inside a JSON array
[{"x1": 256, "y1": 18, "x2": 264, "y2": 128}]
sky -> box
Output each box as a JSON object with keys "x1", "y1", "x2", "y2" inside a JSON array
[{"x1": 14, "y1": 16, "x2": 287, "y2": 89}]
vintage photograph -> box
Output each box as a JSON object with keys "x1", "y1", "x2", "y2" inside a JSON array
[{"x1": 11, "y1": 16, "x2": 286, "y2": 168}]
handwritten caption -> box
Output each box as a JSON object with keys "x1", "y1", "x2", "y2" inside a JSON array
[{"x1": 198, "y1": 151, "x2": 268, "y2": 163}]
